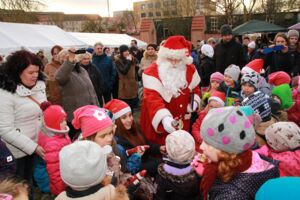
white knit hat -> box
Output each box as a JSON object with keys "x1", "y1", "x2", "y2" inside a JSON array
[
  {"x1": 166, "y1": 130, "x2": 195, "y2": 164},
  {"x1": 201, "y1": 44, "x2": 214, "y2": 58},
  {"x1": 248, "y1": 41, "x2": 256, "y2": 49},
  {"x1": 59, "y1": 141, "x2": 112, "y2": 190}
]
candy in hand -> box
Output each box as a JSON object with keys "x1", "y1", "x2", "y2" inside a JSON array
[{"x1": 126, "y1": 145, "x2": 150, "y2": 156}]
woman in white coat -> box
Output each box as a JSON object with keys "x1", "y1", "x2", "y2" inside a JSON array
[{"x1": 0, "y1": 50, "x2": 46, "y2": 182}]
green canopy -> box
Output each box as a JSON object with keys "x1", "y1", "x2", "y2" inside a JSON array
[{"x1": 233, "y1": 20, "x2": 286, "y2": 35}]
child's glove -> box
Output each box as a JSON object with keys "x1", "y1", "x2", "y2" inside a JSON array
[
  {"x1": 191, "y1": 153, "x2": 206, "y2": 176},
  {"x1": 126, "y1": 145, "x2": 150, "y2": 156}
]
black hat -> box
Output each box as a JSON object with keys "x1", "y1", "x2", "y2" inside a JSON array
[
  {"x1": 119, "y1": 45, "x2": 129, "y2": 54},
  {"x1": 220, "y1": 24, "x2": 232, "y2": 36}
]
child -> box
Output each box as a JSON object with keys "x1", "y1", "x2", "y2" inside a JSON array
[
  {"x1": 193, "y1": 107, "x2": 279, "y2": 200},
  {"x1": 288, "y1": 76, "x2": 300, "y2": 126},
  {"x1": 241, "y1": 72, "x2": 271, "y2": 121},
  {"x1": 271, "y1": 83, "x2": 293, "y2": 121},
  {"x1": 37, "y1": 102, "x2": 71, "y2": 195},
  {"x1": 56, "y1": 140, "x2": 129, "y2": 200},
  {"x1": 241, "y1": 59, "x2": 271, "y2": 96},
  {"x1": 218, "y1": 64, "x2": 241, "y2": 106},
  {"x1": 72, "y1": 105, "x2": 122, "y2": 183},
  {"x1": 72, "y1": 105, "x2": 148, "y2": 199},
  {"x1": 256, "y1": 122, "x2": 300, "y2": 177},
  {"x1": 156, "y1": 130, "x2": 201, "y2": 200},
  {"x1": 199, "y1": 44, "x2": 215, "y2": 89},
  {"x1": 0, "y1": 179, "x2": 29, "y2": 200},
  {"x1": 192, "y1": 91, "x2": 225, "y2": 152},
  {"x1": 201, "y1": 72, "x2": 224, "y2": 107},
  {"x1": 268, "y1": 71, "x2": 291, "y2": 87},
  {"x1": 104, "y1": 99, "x2": 164, "y2": 177}
]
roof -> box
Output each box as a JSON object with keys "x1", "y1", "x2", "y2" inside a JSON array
[
  {"x1": 288, "y1": 23, "x2": 300, "y2": 30},
  {"x1": 232, "y1": 20, "x2": 286, "y2": 35}
]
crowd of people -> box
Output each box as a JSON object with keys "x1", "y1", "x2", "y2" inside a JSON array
[{"x1": 0, "y1": 24, "x2": 300, "y2": 200}]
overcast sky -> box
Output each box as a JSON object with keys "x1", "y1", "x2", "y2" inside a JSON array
[{"x1": 42, "y1": 0, "x2": 143, "y2": 16}]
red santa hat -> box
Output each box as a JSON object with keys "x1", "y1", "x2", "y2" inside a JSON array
[
  {"x1": 241, "y1": 59, "x2": 264, "y2": 75},
  {"x1": 268, "y1": 71, "x2": 291, "y2": 86},
  {"x1": 208, "y1": 91, "x2": 226, "y2": 106},
  {"x1": 40, "y1": 102, "x2": 66, "y2": 130},
  {"x1": 72, "y1": 105, "x2": 112, "y2": 138},
  {"x1": 158, "y1": 35, "x2": 193, "y2": 65},
  {"x1": 104, "y1": 99, "x2": 131, "y2": 120}
]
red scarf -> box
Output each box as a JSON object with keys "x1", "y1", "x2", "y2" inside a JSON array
[{"x1": 200, "y1": 150, "x2": 252, "y2": 200}]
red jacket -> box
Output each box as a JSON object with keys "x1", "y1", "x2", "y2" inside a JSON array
[
  {"x1": 38, "y1": 129, "x2": 71, "y2": 195},
  {"x1": 191, "y1": 109, "x2": 208, "y2": 152},
  {"x1": 288, "y1": 91, "x2": 300, "y2": 126},
  {"x1": 140, "y1": 63, "x2": 201, "y2": 145}
]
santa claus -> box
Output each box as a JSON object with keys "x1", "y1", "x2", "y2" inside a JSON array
[{"x1": 140, "y1": 35, "x2": 201, "y2": 145}]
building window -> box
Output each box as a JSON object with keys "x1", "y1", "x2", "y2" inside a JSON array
[
  {"x1": 171, "y1": 10, "x2": 177, "y2": 16},
  {"x1": 148, "y1": 12, "x2": 153, "y2": 17},
  {"x1": 163, "y1": 0, "x2": 169, "y2": 6},
  {"x1": 210, "y1": 17, "x2": 218, "y2": 32},
  {"x1": 148, "y1": 3, "x2": 153, "y2": 8},
  {"x1": 141, "y1": 13, "x2": 146, "y2": 18},
  {"x1": 156, "y1": 12, "x2": 161, "y2": 17},
  {"x1": 155, "y1": 2, "x2": 161, "y2": 8},
  {"x1": 141, "y1": 4, "x2": 146, "y2": 10},
  {"x1": 171, "y1": 0, "x2": 176, "y2": 5},
  {"x1": 163, "y1": 11, "x2": 170, "y2": 16}
]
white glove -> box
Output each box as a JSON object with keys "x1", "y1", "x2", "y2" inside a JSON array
[
  {"x1": 162, "y1": 116, "x2": 176, "y2": 134},
  {"x1": 187, "y1": 101, "x2": 198, "y2": 113}
]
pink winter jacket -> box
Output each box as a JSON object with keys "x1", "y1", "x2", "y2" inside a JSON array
[
  {"x1": 256, "y1": 145, "x2": 300, "y2": 177},
  {"x1": 38, "y1": 128, "x2": 71, "y2": 195}
]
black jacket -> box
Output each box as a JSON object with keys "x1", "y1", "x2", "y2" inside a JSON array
[
  {"x1": 200, "y1": 56, "x2": 216, "y2": 87},
  {"x1": 80, "y1": 62, "x2": 104, "y2": 105},
  {"x1": 264, "y1": 50, "x2": 294, "y2": 75},
  {"x1": 214, "y1": 39, "x2": 246, "y2": 73},
  {"x1": 208, "y1": 156, "x2": 279, "y2": 200},
  {"x1": 155, "y1": 162, "x2": 202, "y2": 200}
]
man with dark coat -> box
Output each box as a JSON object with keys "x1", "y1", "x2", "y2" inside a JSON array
[{"x1": 214, "y1": 24, "x2": 246, "y2": 73}]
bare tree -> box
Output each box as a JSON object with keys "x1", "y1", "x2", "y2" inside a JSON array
[
  {"x1": 213, "y1": 0, "x2": 241, "y2": 25},
  {"x1": 0, "y1": 0, "x2": 45, "y2": 22},
  {"x1": 240, "y1": 0, "x2": 259, "y2": 22},
  {"x1": 81, "y1": 20, "x2": 105, "y2": 33},
  {"x1": 257, "y1": 0, "x2": 300, "y2": 21},
  {"x1": 158, "y1": 0, "x2": 197, "y2": 18}
]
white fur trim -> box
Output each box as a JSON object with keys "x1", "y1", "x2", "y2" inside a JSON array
[
  {"x1": 208, "y1": 97, "x2": 225, "y2": 106},
  {"x1": 143, "y1": 73, "x2": 173, "y2": 103},
  {"x1": 45, "y1": 125, "x2": 70, "y2": 134},
  {"x1": 158, "y1": 46, "x2": 187, "y2": 60},
  {"x1": 152, "y1": 108, "x2": 172, "y2": 132},
  {"x1": 186, "y1": 56, "x2": 193, "y2": 65},
  {"x1": 113, "y1": 107, "x2": 131, "y2": 119},
  {"x1": 188, "y1": 70, "x2": 201, "y2": 91},
  {"x1": 194, "y1": 94, "x2": 201, "y2": 106},
  {"x1": 241, "y1": 66, "x2": 255, "y2": 75}
]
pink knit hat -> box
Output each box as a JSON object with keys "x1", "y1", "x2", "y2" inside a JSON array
[
  {"x1": 210, "y1": 72, "x2": 224, "y2": 83},
  {"x1": 104, "y1": 99, "x2": 131, "y2": 119},
  {"x1": 72, "y1": 105, "x2": 112, "y2": 138}
]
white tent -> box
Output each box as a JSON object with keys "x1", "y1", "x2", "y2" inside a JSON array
[
  {"x1": 69, "y1": 32, "x2": 148, "y2": 48},
  {"x1": 0, "y1": 22, "x2": 87, "y2": 56}
]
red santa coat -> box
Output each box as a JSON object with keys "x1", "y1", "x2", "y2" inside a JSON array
[{"x1": 140, "y1": 63, "x2": 201, "y2": 145}]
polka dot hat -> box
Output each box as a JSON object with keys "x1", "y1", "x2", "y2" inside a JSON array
[{"x1": 200, "y1": 106, "x2": 256, "y2": 154}]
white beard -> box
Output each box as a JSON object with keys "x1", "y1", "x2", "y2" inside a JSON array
[{"x1": 157, "y1": 57, "x2": 187, "y2": 98}]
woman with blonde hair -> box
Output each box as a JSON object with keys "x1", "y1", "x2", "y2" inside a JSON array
[{"x1": 193, "y1": 107, "x2": 279, "y2": 200}]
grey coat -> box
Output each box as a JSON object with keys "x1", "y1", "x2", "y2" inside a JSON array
[{"x1": 55, "y1": 61, "x2": 99, "y2": 122}]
